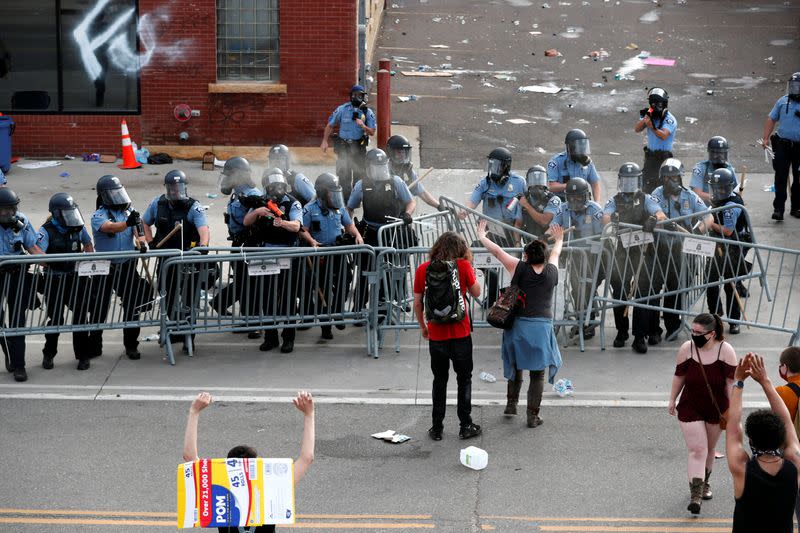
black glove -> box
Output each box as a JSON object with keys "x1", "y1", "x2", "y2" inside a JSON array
[
  {"x1": 126, "y1": 210, "x2": 140, "y2": 227},
  {"x1": 138, "y1": 242, "x2": 148, "y2": 254},
  {"x1": 664, "y1": 221, "x2": 678, "y2": 232},
  {"x1": 437, "y1": 202, "x2": 447, "y2": 212},
  {"x1": 198, "y1": 248, "x2": 209, "y2": 255},
  {"x1": 639, "y1": 108, "x2": 650, "y2": 118},
  {"x1": 401, "y1": 212, "x2": 413, "y2": 225},
  {"x1": 610, "y1": 212, "x2": 620, "y2": 225},
  {"x1": 642, "y1": 216, "x2": 657, "y2": 233}
]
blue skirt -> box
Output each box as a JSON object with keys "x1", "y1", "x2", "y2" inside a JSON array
[{"x1": 501, "y1": 317, "x2": 562, "y2": 383}]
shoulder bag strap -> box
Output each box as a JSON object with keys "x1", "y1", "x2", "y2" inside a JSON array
[
  {"x1": 695, "y1": 343, "x2": 725, "y2": 420},
  {"x1": 786, "y1": 382, "x2": 800, "y2": 398}
]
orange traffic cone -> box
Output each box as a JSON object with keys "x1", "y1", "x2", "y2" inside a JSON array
[{"x1": 118, "y1": 119, "x2": 141, "y2": 169}]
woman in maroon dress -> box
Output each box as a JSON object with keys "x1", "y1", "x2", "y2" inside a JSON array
[{"x1": 668, "y1": 313, "x2": 737, "y2": 515}]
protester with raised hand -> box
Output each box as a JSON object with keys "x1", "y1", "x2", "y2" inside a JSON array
[
  {"x1": 727, "y1": 353, "x2": 800, "y2": 532},
  {"x1": 477, "y1": 219, "x2": 563, "y2": 428},
  {"x1": 668, "y1": 313, "x2": 737, "y2": 515}
]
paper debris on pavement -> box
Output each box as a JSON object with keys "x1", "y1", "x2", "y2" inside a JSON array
[
  {"x1": 371, "y1": 430, "x2": 411, "y2": 444},
  {"x1": 518, "y1": 85, "x2": 562, "y2": 94},
  {"x1": 643, "y1": 57, "x2": 676, "y2": 67},
  {"x1": 401, "y1": 71, "x2": 452, "y2": 77},
  {"x1": 17, "y1": 161, "x2": 62, "y2": 169},
  {"x1": 506, "y1": 118, "x2": 532, "y2": 124}
]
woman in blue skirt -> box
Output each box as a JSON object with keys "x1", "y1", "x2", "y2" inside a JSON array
[{"x1": 477, "y1": 220, "x2": 564, "y2": 427}]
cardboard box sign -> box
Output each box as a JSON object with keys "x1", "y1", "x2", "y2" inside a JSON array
[{"x1": 177, "y1": 458, "x2": 295, "y2": 529}]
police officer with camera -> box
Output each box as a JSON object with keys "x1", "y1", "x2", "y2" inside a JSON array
[
  {"x1": 142, "y1": 170, "x2": 210, "y2": 352},
  {"x1": 90, "y1": 175, "x2": 152, "y2": 361},
  {"x1": 706, "y1": 168, "x2": 750, "y2": 335},
  {"x1": 602, "y1": 163, "x2": 665, "y2": 353},
  {"x1": 267, "y1": 144, "x2": 315, "y2": 205},
  {"x1": 763, "y1": 72, "x2": 800, "y2": 221},
  {"x1": 690, "y1": 136, "x2": 739, "y2": 205},
  {"x1": 650, "y1": 159, "x2": 712, "y2": 341},
  {"x1": 321, "y1": 84, "x2": 377, "y2": 202},
  {"x1": 303, "y1": 173, "x2": 364, "y2": 340},
  {"x1": 547, "y1": 129, "x2": 602, "y2": 203},
  {"x1": 0, "y1": 188, "x2": 43, "y2": 382},
  {"x1": 634, "y1": 87, "x2": 677, "y2": 193},
  {"x1": 244, "y1": 168, "x2": 303, "y2": 353},
  {"x1": 519, "y1": 165, "x2": 561, "y2": 239},
  {"x1": 38, "y1": 193, "x2": 95, "y2": 371},
  {"x1": 386, "y1": 134, "x2": 441, "y2": 210}
]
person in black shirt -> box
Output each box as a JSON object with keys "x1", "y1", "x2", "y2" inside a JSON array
[{"x1": 727, "y1": 353, "x2": 800, "y2": 533}]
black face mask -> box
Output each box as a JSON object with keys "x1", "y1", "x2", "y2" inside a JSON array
[
  {"x1": 351, "y1": 95, "x2": 364, "y2": 107},
  {"x1": 664, "y1": 178, "x2": 682, "y2": 197},
  {"x1": 691, "y1": 333, "x2": 709, "y2": 349},
  {"x1": 0, "y1": 217, "x2": 24, "y2": 231}
]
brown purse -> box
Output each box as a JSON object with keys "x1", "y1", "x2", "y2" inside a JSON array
[{"x1": 695, "y1": 343, "x2": 728, "y2": 430}]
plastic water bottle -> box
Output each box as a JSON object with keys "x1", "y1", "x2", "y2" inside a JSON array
[
  {"x1": 762, "y1": 184, "x2": 775, "y2": 193},
  {"x1": 553, "y1": 378, "x2": 574, "y2": 397},
  {"x1": 479, "y1": 371, "x2": 497, "y2": 383},
  {"x1": 460, "y1": 446, "x2": 488, "y2": 470}
]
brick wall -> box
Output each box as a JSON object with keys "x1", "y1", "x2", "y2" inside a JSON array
[{"x1": 11, "y1": 0, "x2": 357, "y2": 157}]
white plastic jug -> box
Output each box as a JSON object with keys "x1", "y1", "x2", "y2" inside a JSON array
[{"x1": 460, "y1": 446, "x2": 488, "y2": 470}]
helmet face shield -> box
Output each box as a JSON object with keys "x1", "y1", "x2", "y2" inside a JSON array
[
  {"x1": 59, "y1": 206, "x2": 85, "y2": 228},
  {"x1": 526, "y1": 168, "x2": 548, "y2": 188},
  {"x1": 568, "y1": 138, "x2": 590, "y2": 158},
  {"x1": 389, "y1": 146, "x2": 411, "y2": 165},
  {"x1": 0, "y1": 205, "x2": 17, "y2": 225},
  {"x1": 487, "y1": 158, "x2": 505, "y2": 180},
  {"x1": 788, "y1": 79, "x2": 800, "y2": 97},
  {"x1": 265, "y1": 172, "x2": 288, "y2": 198},
  {"x1": 708, "y1": 148, "x2": 727, "y2": 165},
  {"x1": 101, "y1": 187, "x2": 131, "y2": 209},
  {"x1": 567, "y1": 192, "x2": 588, "y2": 213},
  {"x1": 663, "y1": 176, "x2": 682, "y2": 196},
  {"x1": 618, "y1": 175, "x2": 640, "y2": 194},
  {"x1": 368, "y1": 162, "x2": 390, "y2": 182},
  {"x1": 166, "y1": 182, "x2": 188, "y2": 202},
  {"x1": 326, "y1": 190, "x2": 345, "y2": 210},
  {"x1": 268, "y1": 153, "x2": 290, "y2": 173},
  {"x1": 709, "y1": 181, "x2": 733, "y2": 203}
]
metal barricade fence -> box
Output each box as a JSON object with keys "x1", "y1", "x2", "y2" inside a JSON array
[
  {"x1": 0, "y1": 250, "x2": 182, "y2": 368},
  {"x1": 158, "y1": 245, "x2": 380, "y2": 363}
]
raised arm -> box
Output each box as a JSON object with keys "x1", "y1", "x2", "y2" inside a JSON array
[
  {"x1": 292, "y1": 391, "x2": 315, "y2": 484},
  {"x1": 749, "y1": 354, "x2": 800, "y2": 456},
  {"x1": 726, "y1": 355, "x2": 751, "y2": 491},
  {"x1": 547, "y1": 224, "x2": 564, "y2": 266},
  {"x1": 476, "y1": 219, "x2": 519, "y2": 274},
  {"x1": 183, "y1": 392, "x2": 212, "y2": 462}
]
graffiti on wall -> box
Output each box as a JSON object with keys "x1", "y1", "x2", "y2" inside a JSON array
[{"x1": 73, "y1": 0, "x2": 192, "y2": 80}]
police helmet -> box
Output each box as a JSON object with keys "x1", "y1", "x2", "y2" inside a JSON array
[
  {"x1": 788, "y1": 72, "x2": 800, "y2": 99},
  {"x1": 350, "y1": 84, "x2": 367, "y2": 106},
  {"x1": 708, "y1": 167, "x2": 736, "y2": 204},
  {"x1": 262, "y1": 167, "x2": 288, "y2": 198},
  {"x1": 707, "y1": 136, "x2": 729, "y2": 166},
  {"x1": 526, "y1": 165, "x2": 548, "y2": 189},
  {"x1": 49, "y1": 192, "x2": 85, "y2": 230},
  {"x1": 0, "y1": 187, "x2": 20, "y2": 226},
  {"x1": 659, "y1": 158, "x2": 684, "y2": 196},
  {"x1": 96, "y1": 175, "x2": 131, "y2": 210},
  {"x1": 617, "y1": 162, "x2": 642, "y2": 194},
  {"x1": 218, "y1": 156, "x2": 254, "y2": 195},
  {"x1": 268, "y1": 144, "x2": 291, "y2": 174},
  {"x1": 164, "y1": 169, "x2": 189, "y2": 202},
  {"x1": 487, "y1": 147, "x2": 512, "y2": 183},
  {"x1": 386, "y1": 135, "x2": 412, "y2": 166},
  {"x1": 366, "y1": 149, "x2": 391, "y2": 182},
  {"x1": 565, "y1": 129, "x2": 591, "y2": 165},
  {"x1": 648, "y1": 87, "x2": 669, "y2": 106},
  {"x1": 565, "y1": 177, "x2": 591, "y2": 213},
  {"x1": 315, "y1": 172, "x2": 345, "y2": 211}
]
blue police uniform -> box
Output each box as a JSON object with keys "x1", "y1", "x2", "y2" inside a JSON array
[
  {"x1": 546, "y1": 152, "x2": 601, "y2": 188},
  {"x1": 645, "y1": 111, "x2": 677, "y2": 151},
  {"x1": 641, "y1": 110, "x2": 678, "y2": 193},
  {"x1": 707, "y1": 198, "x2": 747, "y2": 324},
  {"x1": 227, "y1": 186, "x2": 262, "y2": 239},
  {"x1": 347, "y1": 176, "x2": 413, "y2": 230},
  {"x1": 689, "y1": 162, "x2": 738, "y2": 194},
  {"x1": 651, "y1": 186, "x2": 708, "y2": 227},
  {"x1": 37, "y1": 221, "x2": 92, "y2": 252},
  {"x1": 91, "y1": 206, "x2": 136, "y2": 262},
  {"x1": 328, "y1": 103, "x2": 377, "y2": 141},
  {"x1": 288, "y1": 172, "x2": 315, "y2": 206},
  {"x1": 142, "y1": 197, "x2": 208, "y2": 230},
  {"x1": 768, "y1": 95, "x2": 800, "y2": 214},
  {"x1": 251, "y1": 196, "x2": 303, "y2": 248},
  {"x1": 521, "y1": 194, "x2": 561, "y2": 238},
  {"x1": 0, "y1": 169, "x2": 6, "y2": 186},
  {"x1": 551, "y1": 201, "x2": 604, "y2": 240},
  {"x1": 0, "y1": 211, "x2": 38, "y2": 376},
  {"x1": 303, "y1": 199, "x2": 353, "y2": 246},
  {"x1": 468, "y1": 174, "x2": 526, "y2": 223},
  {"x1": 603, "y1": 194, "x2": 662, "y2": 217}
]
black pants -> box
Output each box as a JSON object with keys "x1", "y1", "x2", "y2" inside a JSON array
[
  {"x1": 303, "y1": 252, "x2": 353, "y2": 334},
  {"x1": 647, "y1": 239, "x2": 684, "y2": 336},
  {"x1": 511, "y1": 369, "x2": 546, "y2": 412},
  {"x1": 642, "y1": 147, "x2": 672, "y2": 194},
  {"x1": 158, "y1": 258, "x2": 200, "y2": 344},
  {"x1": 42, "y1": 272, "x2": 92, "y2": 361},
  {"x1": 0, "y1": 268, "x2": 35, "y2": 371},
  {"x1": 771, "y1": 134, "x2": 800, "y2": 213},
  {"x1": 335, "y1": 140, "x2": 367, "y2": 203},
  {"x1": 92, "y1": 260, "x2": 154, "y2": 354},
  {"x1": 429, "y1": 335, "x2": 474, "y2": 429},
  {"x1": 568, "y1": 249, "x2": 605, "y2": 325},
  {"x1": 260, "y1": 261, "x2": 299, "y2": 344},
  {"x1": 609, "y1": 245, "x2": 653, "y2": 339},
  {"x1": 706, "y1": 247, "x2": 743, "y2": 322}
]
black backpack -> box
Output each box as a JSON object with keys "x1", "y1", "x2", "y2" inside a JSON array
[{"x1": 424, "y1": 260, "x2": 466, "y2": 324}]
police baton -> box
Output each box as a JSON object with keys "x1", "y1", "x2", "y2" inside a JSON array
[
  {"x1": 738, "y1": 166, "x2": 747, "y2": 197},
  {"x1": 715, "y1": 242, "x2": 750, "y2": 326},
  {"x1": 155, "y1": 223, "x2": 183, "y2": 249},
  {"x1": 133, "y1": 236, "x2": 157, "y2": 292},
  {"x1": 406, "y1": 167, "x2": 435, "y2": 190}
]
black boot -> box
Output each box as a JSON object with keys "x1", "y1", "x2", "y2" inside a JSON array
[
  {"x1": 688, "y1": 478, "x2": 703, "y2": 514},
  {"x1": 504, "y1": 379, "x2": 523, "y2": 416},
  {"x1": 703, "y1": 469, "x2": 713, "y2": 500}
]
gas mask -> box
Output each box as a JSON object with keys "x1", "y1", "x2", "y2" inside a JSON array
[{"x1": 663, "y1": 177, "x2": 682, "y2": 197}]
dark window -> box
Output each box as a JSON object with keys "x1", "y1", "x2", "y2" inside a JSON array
[
  {"x1": 217, "y1": 0, "x2": 279, "y2": 82},
  {"x1": 0, "y1": 0, "x2": 140, "y2": 114}
]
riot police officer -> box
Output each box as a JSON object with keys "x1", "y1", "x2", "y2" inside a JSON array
[
  {"x1": 38, "y1": 193, "x2": 95, "y2": 371},
  {"x1": 142, "y1": 170, "x2": 210, "y2": 351},
  {"x1": 546, "y1": 129, "x2": 602, "y2": 202},
  {"x1": 690, "y1": 136, "x2": 739, "y2": 205},
  {"x1": 762, "y1": 72, "x2": 800, "y2": 220},
  {"x1": 551, "y1": 177, "x2": 604, "y2": 339},
  {"x1": 386, "y1": 134, "x2": 440, "y2": 210},
  {"x1": 303, "y1": 173, "x2": 364, "y2": 339},
  {"x1": 0, "y1": 188, "x2": 43, "y2": 382},
  {"x1": 706, "y1": 168, "x2": 749, "y2": 335},
  {"x1": 602, "y1": 163, "x2": 665, "y2": 353},
  {"x1": 321, "y1": 84, "x2": 377, "y2": 201},
  {"x1": 650, "y1": 159, "x2": 712, "y2": 341},
  {"x1": 244, "y1": 168, "x2": 303, "y2": 353},
  {"x1": 90, "y1": 175, "x2": 152, "y2": 361},
  {"x1": 634, "y1": 87, "x2": 677, "y2": 193},
  {"x1": 519, "y1": 165, "x2": 561, "y2": 239},
  {"x1": 267, "y1": 144, "x2": 315, "y2": 205}
]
